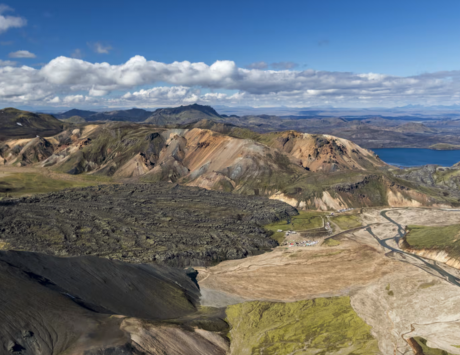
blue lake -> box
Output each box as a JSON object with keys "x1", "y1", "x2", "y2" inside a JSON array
[{"x1": 372, "y1": 148, "x2": 460, "y2": 167}]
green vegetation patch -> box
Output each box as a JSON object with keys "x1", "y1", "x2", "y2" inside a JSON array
[
  {"x1": 414, "y1": 337, "x2": 455, "y2": 355},
  {"x1": 406, "y1": 224, "x2": 460, "y2": 258},
  {"x1": 0, "y1": 172, "x2": 99, "y2": 197},
  {"x1": 264, "y1": 211, "x2": 324, "y2": 243},
  {"x1": 323, "y1": 238, "x2": 341, "y2": 247},
  {"x1": 226, "y1": 297, "x2": 379, "y2": 355},
  {"x1": 419, "y1": 281, "x2": 436, "y2": 289},
  {"x1": 331, "y1": 214, "x2": 362, "y2": 230}
]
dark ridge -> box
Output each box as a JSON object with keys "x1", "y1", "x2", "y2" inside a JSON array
[
  {"x1": 56, "y1": 109, "x2": 98, "y2": 119},
  {"x1": 152, "y1": 103, "x2": 220, "y2": 117},
  {"x1": 0, "y1": 108, "x2": 66, "y2": 141},
  {"x1": 0, "y1": 250, "x2": 201, "y2": 354}
]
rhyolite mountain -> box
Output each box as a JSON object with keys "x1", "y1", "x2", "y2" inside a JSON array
[{"x1": 1, "y1": 112, "x2": 457, "y2": 208}]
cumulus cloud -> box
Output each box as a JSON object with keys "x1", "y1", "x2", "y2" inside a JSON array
[
  {"x1": 47, "y1": 96, "x2": 60, "y2": 103},
  {"x1": 120, "y1": 86, "x2": 200, "y2": 106},
  {"x1": 88, "y1": 42, "x2": 112, "y2": 54},
  {"x1": 0, "y1": 4, "x2": 26, "y2": 34},
  {"x1": 9, "y1": 50, "x2": 36, "y2": 58},
  {"x1": 271, "y1": 61, "x2": 298, "y2": 70},
  {"x1": 245, "y1": 61, "x2": 268, "y2": 70},
  {"x1": 63, "y1": 95, "x2": 85, "y2": 104},
  {"x1": 88, "y1": 86, "x2": 109, "y2": 96},
  {"x1": 0, "y1": 55, "x2": 459, "y2": 107}
]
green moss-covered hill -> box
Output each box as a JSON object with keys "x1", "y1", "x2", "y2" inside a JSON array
[
  {"x1": 0, "y1": 108, "x2": 65, "y2": 141},
  {"x1": 226, "y1": 297, "x2": 380, "y2": 355},
  {"x1": 404, "y1": 224, "x2": 460, "y2": 260}
]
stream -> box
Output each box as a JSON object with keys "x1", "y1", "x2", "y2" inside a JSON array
[{"x1": 366, "y1": 210, "x2": 460, "y2": 287}]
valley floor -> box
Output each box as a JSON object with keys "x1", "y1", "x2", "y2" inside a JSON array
[{"x1": 196, "y1": 207, "x2": 460, "y2": 355}]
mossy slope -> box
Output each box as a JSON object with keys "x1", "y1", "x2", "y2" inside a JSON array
[
  {"x1": 0, "y1": 172, "x2": 98, "y2": 197},
  {"x1": 331, "y1": 214, "x2": 362, "y2": 230},
  {"x1": 226, "y1": 297, "x2": 380, "y2": 355},
  {"x1": 414, "y1": 337, "x2": 455, "y2": 355},
  {"x1": 405, "y1": 224, "x2": 460, "y2": 259}
]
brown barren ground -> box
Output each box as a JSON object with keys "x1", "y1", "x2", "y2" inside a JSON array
[{"x1": 197, "y1": 232, "x2": 400, "y2": 302}]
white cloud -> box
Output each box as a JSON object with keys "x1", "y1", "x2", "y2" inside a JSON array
[
  {"x1": 88, "y1": 42, "x2": 112, "y2": 54},
  {"x1": 0, "y1": 59, "x2": 15, "y2": 66},
  {"x1": 71, "y1": 49, "x2": 83, "y2": 59},
  {"x1": 120, "y1": 86, "x2": 199, "y2": 105},
  {"x1": 271, "y1": 61, "x2": 298, "y2": 70},
  {"x1": 63, "y1": 95, "x2": 85, "y2": 104},
  {"x1": 9, "y1": 50, "x2": 36, "y2": 58},
  {"x1": 47, "y1": 96, "x2": 60, "y2": 103},
  {"x1": 245, "y1": 61, "x2": 268, "y2": 70},
  {"x1": 0, "y1": 55, "x2": 459, "y2": 107},
  {"x1": 0, "y1": 4, "x2": 26, "y2": 34},
  {"x1": 89, "y1": 87, "x2": 108, "y2": 96}
]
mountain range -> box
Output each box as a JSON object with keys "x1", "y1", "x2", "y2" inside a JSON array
[
  {"x1": 50, "y1": 104, "x2": 460, "y2": 149},
  {"x1": 1, "y1": 108, "x2": 458, "y2": 210}
]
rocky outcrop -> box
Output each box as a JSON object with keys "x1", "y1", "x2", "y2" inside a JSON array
[
  {"x1": 395, "y1": 164, "x2": 460, "y2": 199},
  {"x1": 405, "y1": 248, "x2": 460, "y2": 269},
  {"x1": 399, "y1": 236, "x2": 460, "y2": 270},
  {"x1": 274, "y1": 174, "x2": 438, "y2": 211}
]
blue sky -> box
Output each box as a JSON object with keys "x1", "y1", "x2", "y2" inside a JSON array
[{"x1": 1, "y1": 0, "x2": 460, "y2": 109}]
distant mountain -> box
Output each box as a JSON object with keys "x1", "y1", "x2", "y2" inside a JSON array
[
  {"x1": 398, "y1": 104, "x2": 460, "y2": 110},
  {"x1": 54, "y1": 105, "x2": 221, "y2": 124},
  {"x1": 145, "y1": 104, "x2": 221, "y2": 125},
  {"x1": 56, "y1": 108, "x2": 152, "y2": 122},
  {"x1": 429, "y1": 143, "x2": 460, "y2": 151},
  {"x1": 393, "y1": 122, "x2": 435, "y2": 133},
  {"x1": 87, "y1": 108, "x2": 152, "y2": 122},
  {"x1": 60, "y1": 115, "x2": 86, "y2": 124},
  {"x1": 56, "y1": 109, "x2": 97, "y2": 119},
  {"x1": 0, "y1": 108, "x2": 65, "y2": 141}
]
